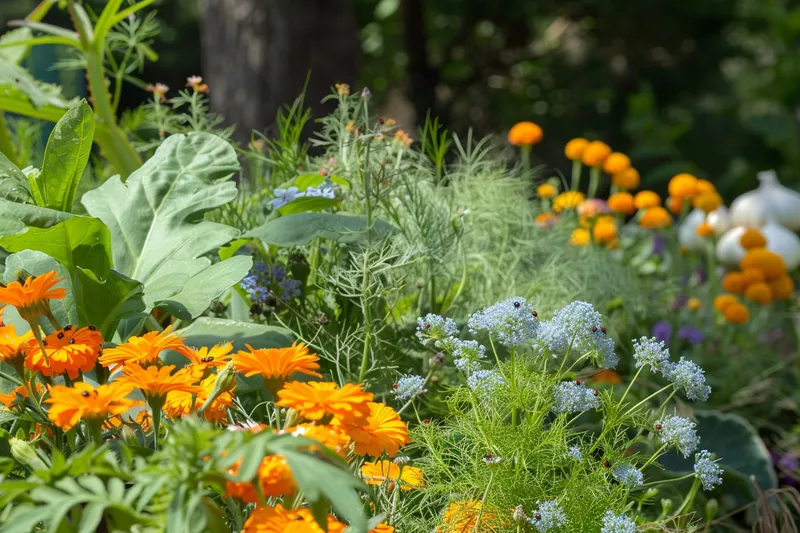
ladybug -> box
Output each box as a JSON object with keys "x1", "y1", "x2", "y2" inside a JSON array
[
  {"x1": 513, "y1": 301, "x2": 521, "y2": 308},
  {"x1": 603, "y1": 460, "x2": 610, "y2": 468},
  {"x1": 593, "y1": 390, "x2": 599, "y2": 397},
  {"x1": 207, "y1": 356, "x2": 214, "y2": 362},
  {"x1": 601, "y1": 327, "x2": 607, "y2": 334},
  {"x1": 424, "y1": 323, "x2": 431, "y2": 329},
  {"x1": 57, "y1": 332, "x2": 64, "y2": 339},
  {"x1": 575, "y1": 380, "x2": 581, "y2": 385},
  {"x1": 293, "y1": 516, "x2": 304, "y2": 521},
  {"x1": 423, "y1": 419, "x2": 430, "y2": 424},
  {"x1": 68, "y1": 338, "x2": 75, "y2": 345},
  {"x1": 88, "y1": 325, "x2": 97, "y2": 331},
  {"x1": 63, "y1": 325, "x2": 73, "y2": 331},
  {"x1": 535, "y1": 513, "x2": 541, "y2": 520},
  {"x1": 532, "y1": 311, "x2": 538, "y2": 317},
  {"x1": 392, "y1": 383, "x2": 399, "y2": 390},
  {"x1": 592, "y1": 326, "x2": 598, "y2": 332},
  {"x1": 484, "y1": 452, "x2": 493, "y2": 459},
  {"x1": 656, "y1": 424, "x2": 662, "y2": 431},
  {"x1": 379, "y1": 118, "x2": 385, "y2": 125}
]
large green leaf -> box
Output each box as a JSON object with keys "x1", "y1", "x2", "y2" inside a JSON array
[
  {"x1": 0, "y1": 151, "x2": 32, "y2": 203},
  {"x1": 0, "y1": 201, "x2": 72, "y2": 237},
  {"x1": 73, "y1": 268, "x2": 146, "y2": 340},
  {"x1": 179, "y1": 317, "x2": 293, "y2": 351},
  {"x1": 0, "y1": 217, "x2": 112, "y2": 277},
  {"x1": 37, "y1": 100, "x2": 95, "y2": 212},
  {"x1": 0, "y1": 58, "x2": 75, "y2": 110},
  {"x1": 277, "y1": 196, "x2": 340, "y2": 215},
  {"x1": 82, "y1": 133, "x2": 246, "y2": 319},
  {"x1": 245, "y1": 212, "x2": 397, "y2": 247}
]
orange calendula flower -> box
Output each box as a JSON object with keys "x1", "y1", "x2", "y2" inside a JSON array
[
  {"x1": 591, "y1": 369, "x2": 622, "y2": 384},
  {"x1": 371, "y1": 525, "x2": 394, "y2": 533},
  {"x1": 0, "y1": 324, "x2": 33, "y2": 367},
  {"x1": 667, "y1": 196, "x2": 684, "y2": 215},
  {"x1": 633, "y1": 191, "x2": 661, "y2": 209},
  {"x1": 639, "y1": 206, "x2": 672, "y2": 229},
  {"x1": 593, "y1": 221, "x2": 617, "y2": 244},
  {"x1": 226, "y1": 455, "x2": 297, "y2": 502},
  {"x1": 337, "y1": 401, "x2": 410, "y2": 457},
  {"x1": 184, "y1": 343, "x2": 233, "y2": 370},
  {"x1": 581, "y1": 141, "x2": 612, "y2": 167},
  {"x1": 437, "y1": 501, "x2": 499, "y2": 533},
  {"x1": 723, "y1": 302, "x2": 750, "y2": 324},
  {"x1": 564, "y1": 138, "x2": 589, "y2": 160},
  {"x1": 553, "y1": 191, "x2": 585, "y2": 213},
  {"x1": 602, "y1": 152, "x2": 631, "y2": 175},
  {"x1": 99, "y1": 325, "x2": 193, "y2": 370},
  {"x1": 744, "y1": 282, "x2": 772, "y2": 306},
  {"x1": 103, "y1": 409, "x2": 151, "y2": 432},
  {"x1": 164, "y1": 373, "x2": 235, "y2": 423},
  {"x1": 276, "y1": 381, "x2": 373, "y2": 424},
  {"x1": 611, "y1": 168, "x2": 640, "y2": 190},
  {"x1": 721, "y1": 272, "x2": 745, "y2": 294},
  {"x1": 668, "y1": 173, "x2": 697, "y2": 198},
  {"x1": 361, "y1": 460, "x2": 424, "y2": 490},
  {"x1": 0, "y1": 271, "x2": 66, "y2": 324},
  {"x1": 242, "y1": 504, "x2": 346, "y2": 533},
  {"x1": 508, "y1": 121, "x2": 543, "y2": 146},
  {"x1": 741, "y1": 249, "x2": 786, "y2": 280},
  {"x1": 607, "y1": 192, "x2": 636, "y2": 215},
  {"x1": 234, "y1": 342, "x2": 321, "y2": 393},
  {"x1": 769, "y1": 275, "x2": 794, "y2": 300},
  {"x1": 45, "y1": 381, "x2": 138, "y2": 431},
  {"x1": 25, "y1": 326, "x2": 103, "y2": 379},
  {"x1": 280, "y1": 423, "x2": 351, "y2": 457},
  {"x1": 569, "y1": 228, "x2": 590, "y2": 247},
  {"x1": 117, "y1": 364, "x2": 203, "y2": 403},
  {"x1": 0, "y1": 383, "x2": 43, "y2": 409},
  {"x1": 714, "y1": 294, "x2": 739, "y2": 313}
]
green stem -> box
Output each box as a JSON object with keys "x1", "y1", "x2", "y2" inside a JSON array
[
  {"x1": 0, "y1": 370, "x2": 22, "y2": 386},
  {"x1": 150, "y1": 400, "x2": 162, "y2": 451},
  {"x1": 520, "y1": 145, "x2": 531, "y2": 174},
  {"x1": 639, "y1": 443, "x2": 668, "y2": 471},
  {"x1": 28, "y1": 321, "x2": 50, "y2": 365},
  {"x1": 624, "y1": 384, "x2": 675, "y2": 417},
  {"x1": 587, "y1": 166, "x2": 601, "y2": 198},
  {"x1": 357, "y1": 139, "x2": 374, "y2": 385},
  {"x1": 639, "y1": 472, "x2": 694, "y2": 489},
  {"x1": 88, "y1": 420, "x2": 103, "y2": 445},
  {"x1": 571, "y1": 160, "x2": 582, "y2": 191},
  {"x1": 619, "y1": 366, "x2": 646, "y2": 406},
  {"x1": 672, "y1": 477, "x2": 701, "y2": 523},
  {"x1": 0, "y1": 113, "x2": 20, "y2": 166}
]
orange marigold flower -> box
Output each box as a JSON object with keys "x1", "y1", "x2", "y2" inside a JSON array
[
  {"x1": 0, "y1": 383, "x2": 43, "y2": 409},
  {"x1": 611, "y1": 167, "x2": 640, "y2": 190},
  {"x1": 721, "y1": 272, "x2": 745, "y2": 294},
  {"x1": 337, "y1": 401, "x2": 410, "y2": 457},
  {"x1": 723, "y1": 302, "x2": 750, "y2": 324},
  {"x1": 739, "y1": 229, "x2": 767, "y2": 250},
  {"x1": 99, "y1": 325, "x2": 193, "y2": 370},
  {"x1": 184, "y1": 343, "x2": 233, "y2": 370},
  {"x1": 769, "y1": 275, "x2": 794, "y2": 300},
  {"x1": 668, "y1": 173, "x2": 697, "y2": 198},
  {"x1": 361, "y1": 460, "x2": 424, "y2": 490},
  {"x1": 280, "y1": 423, "x2": 351, "y2": 457},
  {"x1": 687, "y1": 297, "x2": 702, "y2": 311},
  {"x1": 564, "y1": 138, "x2": 589, "y2": 160},
  {"x1": 276, "y1": 381, "x2": 373, "y2": 424},
  {"x1": 507, "y1": 121, "x2": 543, "y2": 146},
  {"x1": 117, "y1": 364, "x2": 203, "y2": 403},
  {"x1": 633, "y1": 190, "x2": 661, "y2": 209},
  {"x1": 241, "y1": 504, "x2": 346, "y2": 533},
  {"x1": 667, "y1": 196, "x2": 684, "y2": 215},
  {"x1": 225, "y1": 456, "x2": 297, "y2": 501},
  {"x1": 45, "y1": 381, "x2": 137, "y2": 431},
  {"x1": 437, "y1": 501, "x2": 499, "y2": 533},
  {"x1": 537, "y1": 183, "x2": 558, "y2": 198},
  {"x1": 607, "y1": 192, "x2": 636, "y2": 215},
  {"x1": 553, "y1": 191, "x2": 585, "y2": 213},
  {"x1": 234, "y1": 342, "x2": 321, "y2": 393},
  {"x1": 164, "y1": 373, "x2": 235, "y2": 423},
  {"x1": 744, "y1": 282, "x2": 772, "y2": 306},
  {"x1": 695, "y1": 179, "x2": 716, "y2": 194},
  {"x1": 569, "y1": 228, "x2": 590, "y2": 247},
  {"x1": 335, "y1": 83, "x2": 350, "y2": 96},
  {"x1": 593, "y1": 221, "x2": 617, "y2": 244},
  {"x1": 0, "y1": 271, "x2": 66, "y2": 323},
  {"x1": 395, "y1": 129, "x2": 413, "y2": 147},
  {"x1": 591, "y1": 369, "x2": 622, "y2": 384},
  {"x1": 535, "y1": 212, "x2": 558, "y2": 228},
  {"x1": 602, "y1": 152, "x2": 631, "y2": 175},
  {"x1": 639, "y1": 206, "x2": 672, "y2": 229},
  {"x1": 25, "y1": 326, "x2": 102, "y2": 379},
  {"x1": 0, "y1": 324, "x2": 33, "y2": 367},
  {"x1": 741, "y1": 267, "x2": 765, "y2": 287},
  {"x1": 713, "y1": 294, "x2": 739, "y2": 313},
  {"x1": 693, "y1": 191, "x2": 723, "y2": 214},
  {"x1": 741, "y1": 249, "x2": 786, "y2": 281},
  {"x1": 371, "y1": 525, "x2": 394, "y2": 533},
  {"x1": 696, "y1": 222, "x2": 715, "y2": 237},
  {"x1": 581, "y1": 141, "x2": 612, "y2": 167}
]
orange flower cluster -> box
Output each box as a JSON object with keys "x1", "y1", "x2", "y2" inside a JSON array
[{"x1": 666, "y1": 173, "x2": 722, "y2": 215}]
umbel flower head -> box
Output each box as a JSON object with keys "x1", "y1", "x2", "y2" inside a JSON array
[
  {"x1": 551, "y1": 381, "x2": 600, "y2": 414},
  {"x1": 467, "y1": 297, "x2": 539, "y2": 347},
  {"x1": 99, "y1": 325, "x2": 193, "y2": 370},
  {"x1": 45, "y1": 381, "x2": 138, "y2": 431},
  {"x1": 467, "y1": 369, "x2": 506, "y2": 397},
  {"x1": 612, "y1": 464, "x2": 644, "y2": 487},
  {"x1": 538, "y1": 301, "x2": 617, "y2": 368},
  {"x1": 632, "y1": 336, "x2": 672, "y2": 374},
  {"x1": 234, "y1": 342, "x2": 321, "y2": 395},
  {"x1": 26, "y1": 326, "x2": 103, "y2": 379},
  {"x1": 335, "y1": 401, "x2": 410, "y2": 457},
  {"x1": 600, "y1": 511, "x2": 637, "y2": 533},
  {"x1": 392, "y1": 374, "x2": 427, "y2": 402},
  {"x1": 276, "y1": 381, "x2": 373, "y2": 424},
  {"x1": 657, "y1": 415, "x2": 700, "y2": 457},
  {"x1": 664, "y1": 357, "x2": 711, "y2": 402},
  {"x1": 415, "y1": 313, "x2": 458, "y2": 346},
  {"x1": 528, "y1": 499, "x2": 568, "y2": 532},
  {"x1": 0, "y1": 271, "x2": 66, "y2": 324},
  {"x1": 360, "y1": 460, "x2": 424, "y2": 490},
  {"x1": 694, "y1": 450, "x2": 723, "y2": 490}
]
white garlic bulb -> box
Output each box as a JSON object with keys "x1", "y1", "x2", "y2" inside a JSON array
[
  {"x1": 716, "y1": 226, "x2": 747, "y2": 267},
  {"x1": 761, "y1": 220, "x2": 800, "y2": 270},
  {"x1": 730, "y1": 170, "x2": 800, "y2": 230},
  {"x1": 678, "y1": 208, "x2": 709, "y2": 252},
  {"x1": 706, "y1": 205, "x2": 731, "y2": 235}
]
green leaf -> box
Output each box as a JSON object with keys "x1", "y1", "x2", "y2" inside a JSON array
[
  {"x1": 0, "y1": 58, "x2": 75, "y2": 109},
  {"x1": 0, "y1": 28, "x2": 33, "y2": 64},
  {"x1": 179, "y1": 317, "x2": 293, "y2": 351},
  {"x1": 245, "y1": 213, "x2": 397, "y2": 247},
  {"x1": 278, "y1": 196, "x2": 340, "y2": 215},
  {"x1": 0, "y1": 217, "x2": 112, "y2": 277},
  {"x1": 82, "y1": 132, "x2": 246, "y2": 319},
  {"x1": 0, "y1": 200, "x2": 72, "y2": 237},
  {"x1": 39, "y1": 100, "x2": 95, "y2": 212},
  {"x1": 0, "y1": 151, "x2": 32, "y2": 203},
  {"x1": 2, "y1": 250, "x2": 77, "y2": 328},
  {"x1": 294, "y1": 173, "x2": 350, "y2": 189},
  {"x1": 74, "y1": 267, "x2": 146, "y2": 340}
]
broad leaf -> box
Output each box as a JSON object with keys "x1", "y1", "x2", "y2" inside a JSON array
[
  {"x1": 278, "y1": 196, "x2": 340, "y2": 215},
  {"x1": 0, "y1": 201, "x2": 72, "y2": 237},
  {"x1": 38, "y1": 100, "x2": 95, "y2": 212},
  {"x1": 179, "y1": 317, "x2": 293, "y2": 351},
  {"x1": 74, "y1": 267, "x2": 146, "y2": 340},
  {"x1": 294, "y1": 173, "x2": 350, "y2": 189},
  {"x1": 246, "y1": 212, "x2": 397, "y2": 247},
  {"x1": 0, "y1": 151, "x2": 32, "y2": 203},
  {"x1": 82, "y1": 133, "x2": 245, "y2": 319}
]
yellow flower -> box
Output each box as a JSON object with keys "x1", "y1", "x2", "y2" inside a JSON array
[
  {"x1": 639, "y1": 206, "x2": 672, "y2": 229},
  {"x1": 394, "y1": 129, "x2": 413, "y2": 147},
  {"x1": 696, "y1": 222, "x2": 714, "y2": 237},
  {"x1": 695, "y1": 179, "x2": 716, "y2": 194},
  {"x1": 437, "y1": 501, "x2": 499, "y2": 533},
  {"x1": 335, "y1": 83, "x2": 350, "y2": 96},
  {"x1": 553, "y1": 191, "x2": 585, "y2": 213},
  {"x1": 184, "y1": 343, "x2": 233, "y2": 371},
  {"x1": 581, "y1": 141, "x2": 612, "y2": 167},
  {"x1": 687, "y1": 297, "x2": 702, "y2": 311},
  {"x1": 537, "y1": 183, "x2": 558, "y2": 198},
  {"x1": 241, "y1": 504, "x2": 346, "y2": 533},
  {"x1": 564, "y1": 138, "x2": 589, "y2": 160},
  {"x1": 507, "y1": 122, "x2": 543, "y2": 146},
  {"x1": 360, "y1": 460, "x2": 424, "y2": 490},
  {"x1": 45, "y1": 381, "x2": 137, "y2": 431},
  {"x1": 163, "y1": 373, "x2": 235, "y2": 423},
  {"x1": 611, "y1": 168, "x2": 640, "y2": 190},
  {"x1": 0, "y1": 324, "x2": 33, "y2": 367},
  {"x1": 569, "y1": 228, "x2": 590, "y2": 247},
  {"x1": 117, "y1": 364, "x2": 203, "y2": 404},
  {"x1": 693, "y1": 191, "x2": 723, "y2": 214},
  {"x1": 607, "y1": 192, "x2": 636, "y2": 215},
  {"x1": 280, "y1": 423, "x2": 351, "y2": 457},
  {"x1": 668, "y1": 173, "x2": 697, "y2": 198},
  {"x1": 602, "y1": 152, "x2": 631, "y2": 175},
  {"x1": 336, "y1": 401, "x2": 410, "y2": 457},
  {"x1": 714, "y1": 294, "x2": 739, "y2": 312},
  {"x1": 535, "y1": 212, "x2": 557, "y2": 228},
  {"x1": 593, "y1": 220, "x2": 617, "y2": 244},
  {"x1": 633, "y1": 190, "x2": 661, "y2": 209}
]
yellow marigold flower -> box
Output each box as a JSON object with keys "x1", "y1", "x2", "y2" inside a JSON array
[
  {"x1": 336, "y1": 401, "x2": 410, "y2": 457},
  {"x1": 335, "y1": 83, "x2": 350, "y2": 96},
  {"x1": 611, "y1": 167, "x2": 640, "y2": 190},
  {"x1": 99, "y1": 325, "x2": 193, "y2": 370},
  {"x1": 276, "y1": 381, "x2": 373, "y2": 424},
  {"x1": 233, "y1": 342, "x2": 321, "y2": 392},
  {"x1": 741, "y1": 249, "x2": 786, "y2": 281},
  {"x1": 535, "y1": 212, "x2": 557, "y2": 228},
  {"x1": 744, "y1": 282, "x2": 772, "y2": 306},
  {"x1": 769, "y1": 275, "x2": 794, "y2": 300},
  {"x1": 280, "y1": 423, "x2": 351, "y2": 457},
  {"x1": 507, "y1": 121, "x2": 543, "y2": 146},
  {"x1": 607, "y1": 192, "x2": 636, "y2": 215},
  {"x1": 668, "y1": 173, "x2": 697, "y2": 198},
  {"x1": 569, "y1": 228, "x2": 590, "y2": 247},
  {"x1": 117, "y1": 364, "x2": 203, "y2": 403},
  {"x1": 0, "y1": 271, "x2": 66, "y2": 324},
  {"x1": 602, "y1": 152, "x2": 631, "y2": 175},
  {"x1": 581, "y1": 141, "x2": 612, "y2": 167},
  {"x1": 241, "y1": 504, "x2": 346, "y2": 533},
  {"x1": 0, "y1": 324, "x2": 33, "y2": 367},
  {"x1": 695, "y1": 179, "x2": 716, "y2": 194},
  {"x1": 591, "y1": 369, "x2": 622, "y2": 384},
  {"x1": 633, "y1": 190, "x2": 661, "y2": 209},
  {"x1": 163, "y1": 373, "x2": 235, "y2": 423},
  {"x1": 537, "y1": 183, "x2": 558, "y2": 198},
  {"x1": 360, "y1": 460, "x2": 424, "y2": 490},
  {"x1": 553, "y1": 191, "x2": 585, "y2": 213},
  {"x1": 437, "y1": 501, "x2": 499, "y2": 533},
  {"x1": 0, "y1": 383, "x2": 42, "y2": 409},
  {"x1": 739, "y1": 229, "x2": 766, "y2": 250},
  {"x1": 667, "y1": 196, "x2": 684, "y2": 215},
  {"x1": 564, "y1": 138, "x2": 589, "y2": 160},
  {"x1": 687, "y1": 297, "x2": 702, "y2": 311},
  {"x1": 696, "y1": 222, "x2": 715, "y2": 237},
  {"x1": 26, "y1": 326, "x2": 102, "y2": 379},
  {"x1": 593, "y1": 221, "x2": 617, "y2": 244},
  {"x1": 184, "y1": 343, "x2": 233, "y2": 371},
  {"x1": 721, "y1": 272, "x2": 745, "y2": 294},
  {"x1": 639, "y1": 206, "x2": 672, "y2": 229},
  {"x1": 714, "y1": 294, "x2": 739, "y2": 312},
  {"x1": 723, "y1": 302, "x2": 750, "y2": 324},
  {"x1": 45, "y1": 381, "x2": 137, "y2": 431},
  {"x1": 693, "y1": 191, "x2": 723, "y2": 214}
]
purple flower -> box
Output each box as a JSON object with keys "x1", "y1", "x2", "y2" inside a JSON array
[
  {"x1": 669, "y1": 294, "x2": 688, "y2": 312},
  {"x1": 652, "y1": 320, "x2": 672, "y2": 346},
  {"x1": 677, "y1": 325, "x2": 704, "y2": 345},
  {"x1": 652, "y1": 235, "x2": 665, "y2": 256}
]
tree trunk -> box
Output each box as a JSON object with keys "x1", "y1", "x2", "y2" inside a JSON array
[
  {"x1": 402, "y1": 0, "x2": 438, "y2": 125},
  {"x1": 199, "y1": 0, "x2": 361, "y2": 142}
]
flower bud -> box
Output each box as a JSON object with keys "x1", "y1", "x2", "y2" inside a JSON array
[
  {"x1": 660, "y1": 498, "x2": 673, "y2": 515},
  {"x1": 198, "y1": 361, "x2": 236, "y2": 415},
  {"x1": 512, "y1": 505, "x2": 526, "y2": 522},
  {"x1": 705, "y1": 498, "x2": 719, "y2": 522},
  {"x1": 10, "y1": 438, "x2": 48, "y2": 471}
]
